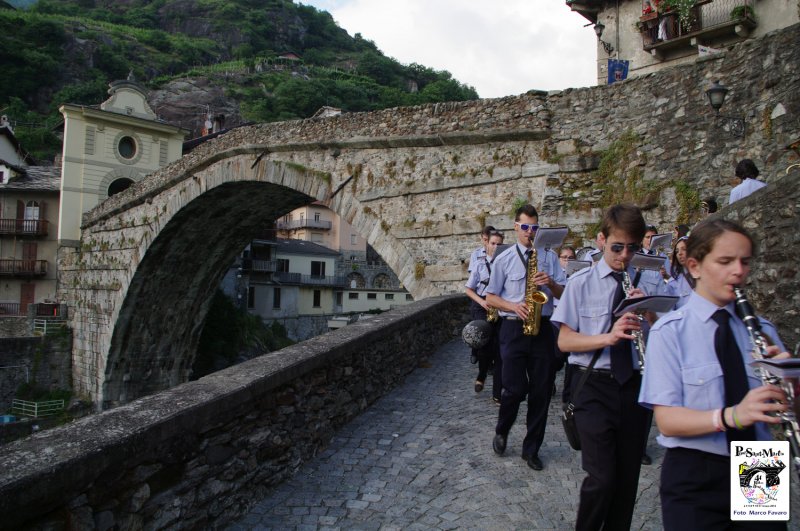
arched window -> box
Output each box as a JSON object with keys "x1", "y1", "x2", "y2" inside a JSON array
[
  {"x1": 108, "y1": 178, "x2": 134, "y2": 197},
  {"x1": 373, "y1": 273, "x2": 391, "y2": 289},
  {"x1": 347, "y1": 272, "x2": 366, "y2": 289}
]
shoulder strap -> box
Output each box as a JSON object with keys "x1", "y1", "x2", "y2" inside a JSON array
[{"x1": 567, "y1": 348, "x2": 602, "y2": 408}]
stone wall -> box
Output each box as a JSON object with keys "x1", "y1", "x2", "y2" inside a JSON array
[
  {"x1": 0, "y1": 334, "x2": 72, "y2": 412},
  {"x1": 0, "y1": 295, "x2": 468, "y2": 530},
  {"x1": 720, "y1": 169, "x2": 800, "y2": 349}
]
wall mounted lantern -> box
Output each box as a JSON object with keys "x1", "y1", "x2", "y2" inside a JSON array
[
  {"x1": 705, "y1": 80, "x2": 745, "y2": 138},
  {"x1": 593, "y1": 22, "x2": 615, "y2": 55}
]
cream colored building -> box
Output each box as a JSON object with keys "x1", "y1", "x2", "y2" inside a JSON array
[
  {"x1": 566, "y1": 0, "x2": 799, "y2": 84},
  {"x1": 0, "y1": 166, "x2": 60, "y2": 314},
  {"x1": 58, "y1": 77, "x2": 186, "y2": 244},
  {"x1": 0, "y1": 119, "x2": 60, "y2": 314},
  {"x1": 277, "y1": 202, "x2": 366, "y2": 260}
]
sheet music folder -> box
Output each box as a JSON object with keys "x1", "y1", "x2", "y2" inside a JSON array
[
  {"x1": 751, "y1": 358, "x2": 800, "y2": 378},
  {"x1": 630, "y1": 252, "x2": 667, "y2": 272},
  {"x1": 566, "y1": 260, "x2": 592, "y2": 276},
  {"x1": 532, "y1": 226, "x2": 568, "y2": 250},
  {"x1": 612, "y1": 295, "x2": 679, "y2": 317},
  {"x1": 649, "y1": 233, "x2": 673, "y2": 253}
]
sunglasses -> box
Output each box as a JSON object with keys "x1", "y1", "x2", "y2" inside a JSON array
[
  {"x1": 559, "y1": 255, "x2": 574, "y2": 259},
  {"x1": 608, "y1": 243, "x2": 642, "y2": 253},
  {"x1": 515, "y1": 222, "x2": 539, "y2": 232}
]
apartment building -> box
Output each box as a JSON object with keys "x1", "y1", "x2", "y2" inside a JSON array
[{"x1": 567, "y1": 0, "x2": 799, "y2": 83}]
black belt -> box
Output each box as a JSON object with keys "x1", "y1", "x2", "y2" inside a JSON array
[{"x1": 574, "y1": 365, "x2": 642, "y2": 378}]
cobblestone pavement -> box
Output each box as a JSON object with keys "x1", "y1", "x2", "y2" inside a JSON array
[{"x1": 230, "y1": 339, "x2": 797, "y2": 530}]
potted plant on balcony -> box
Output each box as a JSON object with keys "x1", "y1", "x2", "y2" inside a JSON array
[
  {"x1": 730, "y1": 5, "x2": 755, "y2": 22},
  {"x1": 659, "y1": 0, "x2": 697, "y2": 34}
]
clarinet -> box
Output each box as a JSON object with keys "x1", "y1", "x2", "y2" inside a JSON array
[
  {"x1": 734, "y1": 287, "x2": 800, "y2": 476},
  {"x1": 621, "y1": 271, "x2": 646, "y2": 371}
]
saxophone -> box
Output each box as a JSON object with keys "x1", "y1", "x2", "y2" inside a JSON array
[
  {"x1": 734, "y1": 287, "x2": 800, "y2": 477},
  {"x1": 486, "y1": 307, "x2": 500, "y2": 323},
  {"x1": 522, "y1": 247, "x2": 549, "y2": 336},
  {"x1": 621, "y1": 271, "x2": 647, "y2": 370}
]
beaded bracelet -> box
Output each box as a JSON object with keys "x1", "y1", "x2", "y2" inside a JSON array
[
  {"x1": 720, "y1": 407, "x2": 733, "y2": 430},
  {"x1": 732, "y1": 406, "x2": 745, "y2": 430}
]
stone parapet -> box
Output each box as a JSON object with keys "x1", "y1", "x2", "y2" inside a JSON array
[{"x1": 0, "y1": 295, "x2": 468, "y2": 530}]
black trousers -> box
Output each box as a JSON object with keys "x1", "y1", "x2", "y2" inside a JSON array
[
  {"x1": 661, "y1": 447, "x2": 786, "y2": 531},
  {"x1": 495, "y1": 316, "x2": 556, "y2": 458},
  {"x1": 469, "y1": 301, "x2": 502, "y2": 399},
  {"x1": 572, "y1": 370, "x2": 648, "y2": 531}
]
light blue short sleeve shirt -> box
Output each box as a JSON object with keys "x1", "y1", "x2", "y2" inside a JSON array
[
  {"x1": 465, "y1": 255, "x2": 491, "y2": 297},
  {"x1": 551, "y1": 258, "x2": 653, "y2": 370},
  {"x1": 639, "y1": 291, "x2": 785, "y2": 456}
]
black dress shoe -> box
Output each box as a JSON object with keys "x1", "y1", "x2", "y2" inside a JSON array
[
  {"x1": 641, "y1": 453, "x2": 652, "y2": 466},
  {"x1": 492, "y1": 433, "x2": 507, "y2": 455},
  {"x1": 523, "y1": 454, "x2": 544, "y2": 471}
]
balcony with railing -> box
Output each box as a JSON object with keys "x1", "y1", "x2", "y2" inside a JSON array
[
  {"x1": 0, "y1": 219, "x2": 49, "y2": 237},
  {"x1": 241, "y1": 259, "x2": 278, "y2": 273},
  {"x1": 639, "y1": 0, "x2": 756, "y2": 57},
  {"x1": 0, "y1": 259, "x2": 48, "y2": 276},
  {"x1": 272, "y1": 271, "x2": 348, "y2": 287},
  {"x1": 276, "y1": 219, "x2": 332, "y2": 231}
]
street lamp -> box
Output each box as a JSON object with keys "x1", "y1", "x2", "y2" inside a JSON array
[
  {"x1": 593, "y1": 22, "x2": 615, "y2": 55},
  {"x1": 705, "y1": 80, "x2": 745, "y2": 137}
]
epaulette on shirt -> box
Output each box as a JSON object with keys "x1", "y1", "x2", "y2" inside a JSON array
[
  {"x1": 651, "y1": 310, "x2": 684, "y2": 332},
  {"x1": 568, "y1": 265, "x2": 592, "y2": 281}
]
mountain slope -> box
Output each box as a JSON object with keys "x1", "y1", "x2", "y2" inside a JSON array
[{"x1": 1, "y1": 0, "x2": 478, "y2": 160}]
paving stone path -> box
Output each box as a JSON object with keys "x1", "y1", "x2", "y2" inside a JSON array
[{"x1": 230, "y1": 338, "x2": 797, "y2": 530}]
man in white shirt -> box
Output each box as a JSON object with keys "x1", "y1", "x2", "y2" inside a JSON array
[{"x1": 729, "y1": 158, "x2": 766, "y2": 204}]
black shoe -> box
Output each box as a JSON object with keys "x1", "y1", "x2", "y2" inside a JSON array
[
  {"x1": 470, "y1": 354, "x2": 478, "y2": 364},
  {"x1": 492, "y1": 433, "x2": 507, "y2": 455},
  {"x1": 641, "y1": 453, "x2": 652, "y2": 466},
  {"x1": 523, "y1": 454, "x2": 543, "y2": 471},
  {"x1": 492, "y1": 397, "x2": 501, "y2": 406},
  {"x1": 474, "y1": 381, "x2": 484, "y2": 393}
]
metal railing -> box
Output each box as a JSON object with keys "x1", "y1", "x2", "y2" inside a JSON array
[
  {"x1": 11, "y1": 399, "x2": 65, "y2": 418},
  {"x1": 0, "y1": 302, "x2": 22, "y2": 315},
  {"x1": 276, "y1": 219, "x2": 332, "y2": 230},
  {"x1": 640, "y1": 0, "x2": 755, "y2": 47},
  {"x1": 272, "y1": 271, "x2": 348, "y2": 287},
  {"x1": 33, "y1": 319, "x2": 67, "y2": 335},
  {"x1": 0, "y1": 259, "x2": 48, "y2": 276},
  {"x1": 242, "y1": 259, "x2": 277, "y2": 273},
  {"x1": 0, "y1": 218, "x2": 49, "y2": 236}
]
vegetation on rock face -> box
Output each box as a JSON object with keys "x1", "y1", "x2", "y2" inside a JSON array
[
  {"x1": 192, "y1": 290, "x2": 294, "y2": 380},
  {"x1": 0, "y1": 0, "x2": 478, "y2": 161}
]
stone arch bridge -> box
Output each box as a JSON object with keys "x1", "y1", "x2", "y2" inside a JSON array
[{"x1": 60, "y1": 24, "x2": 800, "y2": 409}]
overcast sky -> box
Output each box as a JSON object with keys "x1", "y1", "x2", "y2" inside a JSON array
[{"x1": 300, "y1": 0, "x2": 598, "y2": 98}]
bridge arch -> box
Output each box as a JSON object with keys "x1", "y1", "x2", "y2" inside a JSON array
[{"x1": 62, "y1": 145, "x2": 444, "y2": 409}]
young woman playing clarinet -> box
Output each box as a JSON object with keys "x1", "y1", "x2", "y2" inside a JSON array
[{"x1": 639, "y1": 218, "x2": 790, "y2": 530}]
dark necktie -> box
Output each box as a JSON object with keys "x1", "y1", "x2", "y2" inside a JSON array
[
  {"x1": 712, "y1": 309, "x2": 757, "y2": 442},
  {"x1": 609, "y1": 272, "x2": 633, "y2": 384}
]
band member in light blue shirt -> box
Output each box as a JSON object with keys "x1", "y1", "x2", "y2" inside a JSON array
[
  {"x1": 485, "y1": 204, "x2": 565, "y2": 472},
  {"x1": 552, "y1": 204, "x2": 652, "y2": 531},
  {"x1": 665, "y1": 236, "x2": 692, "y2": 308},
  {"x1": 467, "y1": 225, "x2": 495, "y2": 273},
  {"x1": 639, "y1": 219, "x2": 789, "y2": 531},
  {"x1": 465, "y1": 230, "x2": 504, "y2": 402}
]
